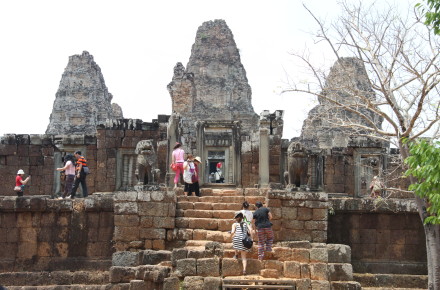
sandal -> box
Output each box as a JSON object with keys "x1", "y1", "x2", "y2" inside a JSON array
[{"x1": 242, "y1": 270, "x2": 246, "y2": 275}]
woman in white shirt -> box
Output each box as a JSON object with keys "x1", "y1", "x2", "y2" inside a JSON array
[{"x1": 56, "y1": 154, "x2": 75, "y2": 199}]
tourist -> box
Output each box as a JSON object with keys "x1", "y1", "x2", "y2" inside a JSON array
[
  {"x1": 56, "y1": 154, "x2": 75, "y2": 199},
  {"x1": 171, "y1": 142, "x2": 185, "y2": 189},
  {"x1": 14, "y1": 169, "x2": 31, "y2": 197},
  {"x1": 369, "y1": 176, "x2": 383, "y2": 198},
  {"x1": 230, "y1": 211, "x2": 250, "y2": 275},
  {"x1": 70, "y1": 151, "x2": 89, "y2": 198},
  {"x1": 253, "y1": 201, "x2": 274, "y2": 261},
  {"x1": 193, "y1": 156, "x2": 202, "y2": 197},
  {"x1": 240, "y1": 201, "x2": 254, "y2": 233},
  {"x1": 215, "y1": 162, "x2": 224, "y2": 183},
  {"x1": 183, "y1": 154, "x2": 196, "y2": 196}
]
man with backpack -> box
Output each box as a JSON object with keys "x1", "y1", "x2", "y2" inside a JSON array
[{"x1": 69, "y1": 151, "x2": 89, "y2": 198}]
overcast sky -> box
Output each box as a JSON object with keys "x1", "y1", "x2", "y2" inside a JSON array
[{"x1": 0, "y1": 0, "x2": 416, "y2": 139}]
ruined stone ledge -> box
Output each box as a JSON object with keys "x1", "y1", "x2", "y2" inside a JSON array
[
  {"x1": 0, "y1": 195, "x2": 114, "y2": 212},
  {"x1": 330, "y1": 197, "x2": 418, "y2": 213},
  {"x1": 269, "y1": 190, "x2": 328, "y2": 201}
]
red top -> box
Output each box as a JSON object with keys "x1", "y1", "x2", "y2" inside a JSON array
[
  {"x1": 16, "y1": 175, "x2": 23, "y2": 186},
  {"x1": 76, "y1": 156, "x2": 87, "y2": 171},
  {"x1": 216, "y1": 162, "x2": 222, "y2": 169}
]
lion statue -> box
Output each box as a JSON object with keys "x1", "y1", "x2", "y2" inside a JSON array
[
  {"x1": 135, "y1": 140, "x2": 160, "y2": 185},
  {"x1": 287, "y1": 142, "x2": 309, "y2": 188}
]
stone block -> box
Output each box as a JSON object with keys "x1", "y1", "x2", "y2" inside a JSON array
[
  {"x1": 142, "y1": 249, "x2": 172, "y2": 265},
  {"x1": 114, "y1": 226, "x2": 140, "y2": 242},
  {"x1": 109, "y1": 266, "x2": 136, "y2": 283},
  {"x1": 153, "y1": 217, "x2": 175, "y2": 229},
  {"x1": 313, "y1": 208, "x2": 328, "y2": 220},
  {"x1": 152, "y1": 239, "x2": 166, "y2": 250},
  {"x1": 196, "y1": 257, "x2": 220, "y2": 276},
  {"x1": 297, "y1": 208, "x2": 313, "y2": 221},
  {"x1": 140, "y1": 216, "x2": 154, "y2": 227},
  {"x1": 51, "y1": 270, "x2": 73, "y2": 285},
  {"x1": 183, "y1": 276, "x2": 204, "y2": 290},
  {"x1": 311, "y1": 280, "x2": 330, "y2": 290},
  {"x1": 263, "y1": 260, "x2": 283, "y2": 271},
  {"x1": 327, "y1": 244, "x2": 351, "y2": 263},
  {"x1": 150, "y1": 191, "x2": 165, "y2": 201},
  {"x1": 17, "y1": 241, "x2": 37, "y2": 259},
  {"x1": 114, "y1": 202, "x2": 138, "y2": 215},
  {"x1": 130, "y1": 280, "x2": 149, "y2": 290},
  {"x1": 305, "y1": 221, "x2": 327, "y2": 231},
  {"x1": 283, "y1": 220, "x2": 304, "y2": 230},
  {"x1": 172, "y1": 248, "x2": 188, "y2": 267},
  {"x1": 176, "y1": 258, "x2": 197, "y2": 277},
  {"x1": 114, "y1": 215, "x2": 139, "y2": 227},
  {"x1": 204, "y1": 277, "x2": 222, "y2": 290},
  {"x1": 140, "y1": 228, "x2": 166, "y2": 240},
  {"x1": 312, "y1": 230, "x2": 327, "y2": 242},
  {"x1": 138, "y1": 202, "x2": 168, "y2": 217},
  {"x1": 284, "y1": 261, "x2": 301, "y2": 278},
  {"x1": 282, "y1": 207, "x2": 297, "y2": 220},
  {"x1": 331, "y1": 281, "x2": 361, "y2": 290},
  {"x1": 300, "y1": 263, "x2": 311, "y2": 278},
  {"x1": 310, "y1": 247, "x2": 328, "y2": 263},
  {"x1": 163, "y1": 276, "x2": 180, "y2": 290},
  {"x1": 112, "y1": 251, "x2": 142, "y2": 266},
  {"x1": 310, "y1": 263, "x2": 329, "y2": 280},
  {"x1": 137, "y1": 191, "x2": 151, "y2": 202},
  {"x1": 221, "y1": 258, "x2": 242, "y2": 276},
  {"x1": 188, "y1": 218, "x2": 218, "y2": 230},
  {"x1": 260, "y1": 268, "x2": 279, "y2": 278},
  {"x1": 115, "y1": 191, "x2": 138, "y2": 201},
  {"x1": 194, "y1": 202, "x2": 212, "y2": 210},
  {"x1": 328, "y1": 263, "x2": 353, "y2": 281}
]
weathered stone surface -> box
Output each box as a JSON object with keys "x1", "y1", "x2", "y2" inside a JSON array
[
  {"x1": 327, "y1": 244, "x2": 351, "y2": 263},
  {"x1": 46, "y1": 51, "x2": 123, "y2": 135},
  {"x1": 112, "y1": 251, "x2": 142, "y2": 267},
  {"x1": 163, "y1": 276, "x2": 180, "y2": 290},
  {"x1": 196, "y1": 257, "x2": 220, "y2": 277},
  {"x1": 142, "y1": 250, "x2": 171, "y2": 265},
  {"x1": 328, "y1": 263, "x2": 353, "y2": 281},
  {"x1": 176, "y1": 258, "x2": 197, "y2": 277},
  {"x1": 109, "y1": 266, "x2": 136, "y2": 283},
  {"x1": 182, "y1": 276, "x2": 204, "y2": 290}
]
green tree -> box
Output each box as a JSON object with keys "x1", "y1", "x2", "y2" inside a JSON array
[
  {"x1": 418, "y1": 0, "x2": 440, "y2": 34},
  {"x1": 405, "y1": 139, "x2": 440, "y2": 225}
]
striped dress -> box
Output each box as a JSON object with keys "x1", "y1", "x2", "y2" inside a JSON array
[{"x1": 232, "y1": 222, "x2": 250, "y2": 251}]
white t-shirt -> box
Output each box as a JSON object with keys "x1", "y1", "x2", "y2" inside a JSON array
[{"x1": 65, "y1": 160, "x2": 75, "y2": 175}]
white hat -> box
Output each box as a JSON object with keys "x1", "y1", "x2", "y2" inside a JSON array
[
  {"x1": 17, "y1": 169, "x2": 25, "y2": 175},
  {"x1": 195, "y1": 156, "x2": 202, "y2": 163}
]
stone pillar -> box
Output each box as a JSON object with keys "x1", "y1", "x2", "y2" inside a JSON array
[{"x1": 259, "y1": 128, "x2": 269, "y2": 187}]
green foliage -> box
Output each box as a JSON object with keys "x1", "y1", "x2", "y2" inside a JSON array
[
  {"x1": 417, "y1": 0, "x2": 440, "y2": 35},
  {"x1": 405, "y1": 139, "x2": 440, "y2": 224}
]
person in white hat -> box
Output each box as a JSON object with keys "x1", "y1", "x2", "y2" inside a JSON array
[{"x1": 15, "y1": 169, "x2": 31, "y2": 196}]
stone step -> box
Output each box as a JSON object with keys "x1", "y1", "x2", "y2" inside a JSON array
[
  {"x1": 0, "y1": 270, "x2": 109, "y2": 287},
  {"x1": 354, "y1": 273, "x2": 428, "y2": 289},
  {"x1": 175, "y1": 217, "x2": 234, "y2": 231},
  {"x1": 177, "y1": 209, "x2": 238, "y2": 219},
  {"x1": 5, "y1": 285, "x2": 110, "y2": 290},
  {"x1": 177, "y1": 195, "x2": 263, "y2": 206}
]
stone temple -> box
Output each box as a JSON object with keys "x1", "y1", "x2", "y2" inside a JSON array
[{"x1": 0, "y1": 20, "x2": 427, "y2": 289}]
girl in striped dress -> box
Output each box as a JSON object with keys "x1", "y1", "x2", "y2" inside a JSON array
[{"x1": 230, "y1": 211, "x2": 251, "y2": 275}]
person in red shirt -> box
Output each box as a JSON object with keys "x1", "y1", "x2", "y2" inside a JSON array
[
  {"x1": 70, "y1": 151, "x2": 89, "y2": 198},
  {"x1": 15, "y1": 169, "x2": 31, "y2": 197}
]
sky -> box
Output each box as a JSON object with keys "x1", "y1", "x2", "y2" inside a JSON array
[{"x1": 0, "y1": 0, "x2": 416, "y2": 139}]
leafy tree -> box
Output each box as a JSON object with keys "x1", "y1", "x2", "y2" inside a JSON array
[
  {"x1": 285, "y1": 1, "x2": 440, "y2": 288},
  {"x1": 405, "y1": 139, "x2": 440, "y2": 225},
  {"x1": 418, "y1": 0, "x2": 440, "y2": 34}
]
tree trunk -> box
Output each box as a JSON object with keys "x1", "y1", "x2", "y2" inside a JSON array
[
  {"x1": 424, "y1": 224, "x2": 440, "y2": 290},
  {"x1": 400, "y1": 143, "x2": 440, "y2": 289}
]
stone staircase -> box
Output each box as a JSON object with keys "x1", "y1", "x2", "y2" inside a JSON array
[{"x1": 107, "y1": 187, "x2": 362, "y2": 289}]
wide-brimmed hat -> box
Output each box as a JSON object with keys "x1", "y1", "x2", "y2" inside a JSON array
[
  {"x1": 17, "y1": 169, "x2": 25, "y2": 175},
  {"x1": 194, "y1": 156, "x2": 202, "y2": 163},
  {"x1": 234, "y1": 211, "x2": 243, "y2": 218}
]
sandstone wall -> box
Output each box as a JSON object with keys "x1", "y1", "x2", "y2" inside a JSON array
[
  {"x1": 0, "y1": 194, "x2": 114, "y2": 272},
  {"x1": 267, "y1": 191, "x2": 328, "y2": 243},
  {"x1": 112, "y1": 189, "x2": 176, "y2": 252},
  {"x1": 328, "y1": 198, "x2": 427, "y2": 275},
  {"x1": 0, "y1": 117, "x2": 169, "y2": 196}
]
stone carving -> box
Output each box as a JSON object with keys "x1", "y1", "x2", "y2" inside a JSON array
[
  {"x1": 46, "y1": 51, "x2": 123, "y2": 135},
  {"x1": 287, "y1": 142, "x2": 309, "y2": 188},
  {"x1": 135, "y1": 140, "x2": 160, "y2": 185}
]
